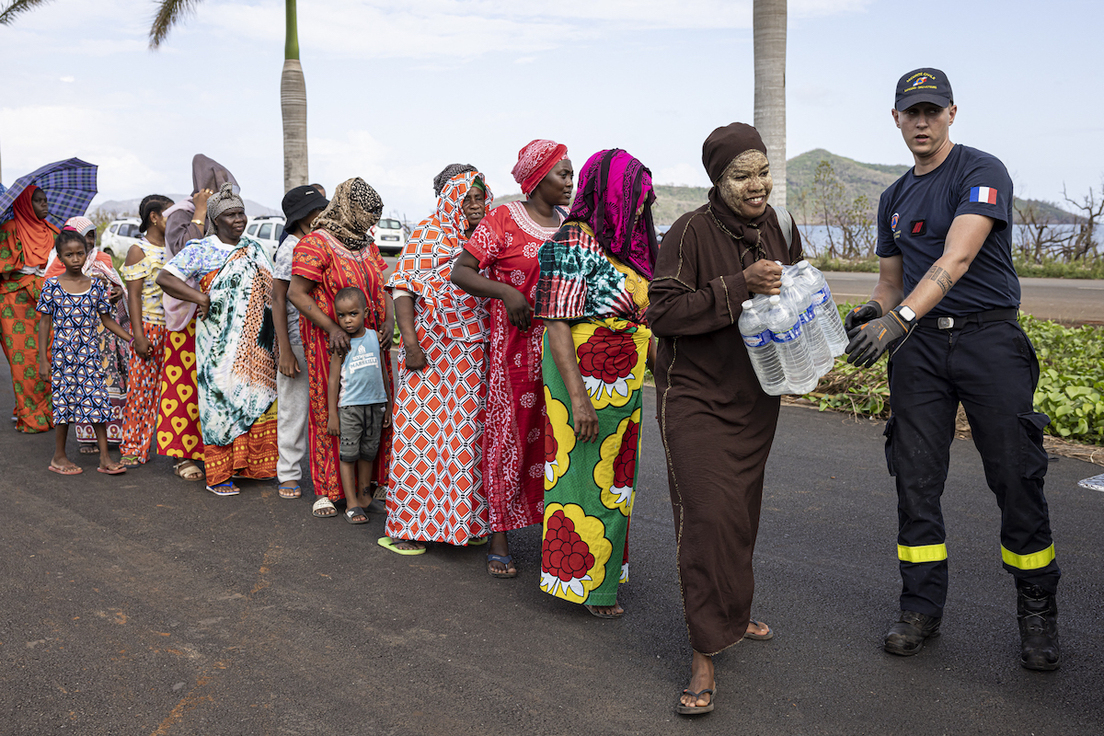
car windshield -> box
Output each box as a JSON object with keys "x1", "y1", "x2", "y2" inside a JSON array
[
  {"x1": 121, "y1": 223, "x2": 140, "y2": 238},
  {"x1": 379, "y1": 219, "x2": 401, "y2": 229}
]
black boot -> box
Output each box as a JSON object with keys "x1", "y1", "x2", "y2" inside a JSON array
[
  {"x1": 884, "y1": 610, "x2": 941, "y2": 656},
  {"x1": 1017, "y1": 583, "x2": 1060, "y2": 671}
]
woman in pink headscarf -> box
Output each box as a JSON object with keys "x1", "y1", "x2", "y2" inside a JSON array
[{"x1": 452, "y1": 139, "x2": 573, "y2": 578}]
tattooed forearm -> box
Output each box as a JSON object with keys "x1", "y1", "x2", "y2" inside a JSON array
[{"x1": 924, "y1": 265, "x2": 954, "y2": 296}]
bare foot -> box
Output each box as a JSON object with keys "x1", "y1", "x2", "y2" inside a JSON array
[
  {"x1": 393, "y1": 539, "x2": 425, "y2": 552},
  {"x1": 744, "y1": 619, "x2": 772, "y2": 639},
  {"x1": 680, "y1": 650, "x2": 715, "y2": 710},
  {"x1": 586, "y1": 603, "x2": 625, "y2": 617}
]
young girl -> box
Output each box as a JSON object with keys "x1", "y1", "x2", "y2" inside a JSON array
[
  {"x1": 119, "y1": 195, "x2": 174, "y2": 466},
  {"x1": 37, "y1": 229, "x2": 133, "y2": 475}
]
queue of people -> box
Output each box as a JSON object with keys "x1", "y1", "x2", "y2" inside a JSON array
[{"x1": 0, "y1": 65, "x2": 1063, "y2": 717}]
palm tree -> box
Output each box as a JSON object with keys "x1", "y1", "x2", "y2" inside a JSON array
[
  {"x1": 753, "y1": 0, "x2": 787, "y2": 208},
  {"x1": 1, "y1": 0, "x2": 310, "y2": 194}
]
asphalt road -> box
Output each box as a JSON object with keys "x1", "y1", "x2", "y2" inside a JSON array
[
  {"x1": 2, "y1": 355, "x2": 1103, "y2": 735},
  {"x1": 824, "y1": 272, "x2": 1104, "y2": 325}
]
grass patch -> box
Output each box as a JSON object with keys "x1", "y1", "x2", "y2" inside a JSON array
[{"x1": 809, "y1": 256, "x2": 1104, "y2": 279}]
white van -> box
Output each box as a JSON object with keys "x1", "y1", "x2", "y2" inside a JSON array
[
  {"x1": 371, "y1": 218, "x2": 406, "y2": 255},
  {"x1": 245, "y1": 216, "x2": 285, "y2": 262}
]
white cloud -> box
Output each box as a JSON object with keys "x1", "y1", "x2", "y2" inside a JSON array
[
  {"x1": 59, "y1": 76, "x2": 75, "y2": 83},
  {"x1": 654, "y1": 163, "x2": 710, "y2": 188}
]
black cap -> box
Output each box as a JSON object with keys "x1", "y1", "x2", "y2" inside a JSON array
[
  {"x1": 281, "y1": 185, "x2": 329, "y2": 229},
  {"x1": 895, "y1": 68, "x2": 953, "y2": 111}
]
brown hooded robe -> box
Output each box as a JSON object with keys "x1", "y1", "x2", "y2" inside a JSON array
[{"x1": 646, "y1": 123, "x2": 803, "y2": 655}]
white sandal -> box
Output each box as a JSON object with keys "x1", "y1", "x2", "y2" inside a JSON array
[
  {"x1": 312, "y1": 497, "x2": 337, "y2": 518},
  {"x1": 173, "y1": 460, "x2": 204, "y2": 482}
]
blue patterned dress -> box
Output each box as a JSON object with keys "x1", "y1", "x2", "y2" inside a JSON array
[{"x1": 36, "y1": 278, "x2": 114, "y2": 425}]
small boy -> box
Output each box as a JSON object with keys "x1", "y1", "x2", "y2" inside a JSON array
[{"x1": 327, "y1": 287, "x2": 390, "y2": 524}]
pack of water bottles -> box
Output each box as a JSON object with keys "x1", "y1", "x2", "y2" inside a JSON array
[{"x1": 738, "y1": 260, "x2": 849, "y2": 396}]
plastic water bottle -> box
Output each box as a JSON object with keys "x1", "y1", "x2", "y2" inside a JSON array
[
  {"x1": 762, "y1": 295, "x2": 819, "y2": 394},
  {"x1": 781, "y1": 272, "x2": 833, "y2": 376},
  {"x1": 795, "y1": 261, "x2": 849, "y2": 356},
  {"x1": 739, "y1": 299, "x2": 787, "y2": 395}
]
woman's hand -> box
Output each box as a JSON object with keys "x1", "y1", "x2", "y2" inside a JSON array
[
  {"x1": 379, "y1": 316, "x2": 395, "y2": 351},
  {"x1": 195, "y1": 293, "x2": 212, "y2": 320},
  {"x1": 326, "y1": 414, "x2": 340, "y2": 437},
  {"x1": 278, "y1": 348, "x2": 300, "y2": 378},
  {"x1": 404, "y1": 344, "x2": 427, "y2": 371},
  {"x1": 327, "y1": 325, "x2": 351, "y2": 357},
  {"x1": 570, "y1": 394, "x2": 600, "y2": 443},
  {"x1": 133, "y1": 333, "x2": 152, "y2": 360},
  {"x1": 744, "y1": 259, "x2": 783, "y2": 296},
  {"x1": 107, "y1": 284, "x2": 124, "y2": 304},
  {"x1": 502, "y1": 288, "x2": 533, "y2": 331},
  {"x1": 38, "y1": 360, "x2": 50, "y2": 383}
]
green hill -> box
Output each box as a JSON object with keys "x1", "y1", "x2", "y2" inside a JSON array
[{"x1": 494, "y1": 150, "x2": 1080, "y2": 226}]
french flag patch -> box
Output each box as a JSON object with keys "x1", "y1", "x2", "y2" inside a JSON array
[{"x1": 970, "y1": 186, "x2": 998, "y2": 204}]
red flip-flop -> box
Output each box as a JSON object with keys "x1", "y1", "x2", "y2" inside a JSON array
[
  {"x1": 97, "y1": 465, "x2": 127, "y2": 475},
  {"x1": 48, "y1": 464, "x2": 83, "y2": 475}
]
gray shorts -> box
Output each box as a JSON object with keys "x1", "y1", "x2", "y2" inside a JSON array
[{"x1": 339, "y1": 404, "x2": 386, "y2": 463}]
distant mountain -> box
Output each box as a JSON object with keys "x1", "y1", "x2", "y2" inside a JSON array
[
  {"x1": 91, "y1": 194, "x2": 280, "y2": 218},
  {"x1": 455, "y1": 151, "x2": 1082, "y2": 228}
]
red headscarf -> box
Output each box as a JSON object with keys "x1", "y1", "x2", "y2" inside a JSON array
[
  {"x1": 10, "y1": 186, "x2": 59, "y2": 268},
  {"x1": 511, "y1": 139, "x2": 568, "y2": 196}
]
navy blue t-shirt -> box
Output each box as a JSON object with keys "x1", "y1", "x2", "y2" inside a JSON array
[{"x1": 876, "y1": 144, "x2": 1019, "y2": 316}]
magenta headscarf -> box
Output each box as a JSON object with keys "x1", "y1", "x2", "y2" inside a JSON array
[{"x1": 564, "y1": 149, "x2": 658, "y2": 279}]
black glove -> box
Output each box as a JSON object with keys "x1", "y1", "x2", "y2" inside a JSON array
[
  {"x1": 844, "y1": 300, "x2": 882, "y2": 332},
  {"x1": 845, "y1": 308, "x2": 914, "y2": 368}
]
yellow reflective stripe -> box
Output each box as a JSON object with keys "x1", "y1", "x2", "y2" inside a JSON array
[
  {"x1": 1001, "y1": 544, "x2": 1056, "y2": 570},
  {"x1": 898, "y1": 543, "x2": 948, "y2": 563}
]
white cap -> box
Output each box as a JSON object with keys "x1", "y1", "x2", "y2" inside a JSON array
[
  {"x1": 769, "y1": 295, "x2": 781, "y2": 304},
  {"x1": 742, "y1": 299, "x2": 754, "y2": 309}
]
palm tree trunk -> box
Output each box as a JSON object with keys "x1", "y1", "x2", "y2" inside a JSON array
[
  {"x1": 754, "y1": 0, "x2": 787, "y2": 209},
  {"x1": 281, "y1": 0, "x2": 308, "y2": 193}
]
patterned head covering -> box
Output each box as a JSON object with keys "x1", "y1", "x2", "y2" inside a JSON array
[
  {"x1": 63, "y1": 216, "x2": 95, "y2": 238},
  {"x1": 387, "y1": 170, "x2": 493, "y2": 341},
  {"x1": 433, "y1": 163, "x2": 477, "y2": 197},
  {"x1": 311, "y1": 177, "x2": 384, "y2": 251},
  {"x1": 511, "y1": 139, "x2": 568, "y2": 196},
  {"x1": 565, "y1": 149, "x2": 658, "y2": 279},
  {"x1": 204, "y1": 182, "x2": 245, "y2": 237}
]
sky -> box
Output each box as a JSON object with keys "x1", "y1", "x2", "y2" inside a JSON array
[{"x1": 2, "y1": 0, "x2": 1102, "y2": 223}]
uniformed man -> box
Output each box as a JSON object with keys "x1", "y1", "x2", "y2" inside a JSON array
[{"x1": 845, "y1": 68, "x2": 1061, "y2": 671}]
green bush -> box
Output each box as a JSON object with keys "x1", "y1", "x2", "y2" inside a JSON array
[
  {"x1": 810, "y1": 256, "x2": 1104, "y2": 279},
  {"x1": 809, "y1": 305, "x2": 1104, "y2": 445}
]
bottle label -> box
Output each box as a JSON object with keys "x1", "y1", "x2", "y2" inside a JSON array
[
  {"x1": 799, "y1": 305, "x2": 816, "y2": 324},
  {"x1": 812, "y1": 287, "x2": 831, "y2": 306},
  {"x1": 743, "y1": 329, "x2": 771, "y2": 348},
  {"x1": 771, "y1": 324, "x2": 802, "y2": 343}
]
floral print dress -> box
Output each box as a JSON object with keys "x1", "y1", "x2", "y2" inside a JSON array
[{"x1": 533, "y1": 223, "x2": 651, "y2": 608}]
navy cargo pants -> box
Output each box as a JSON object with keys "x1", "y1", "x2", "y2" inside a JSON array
[{"x1": 884, "y1": 318, "x2": 1060, "y2": 618}]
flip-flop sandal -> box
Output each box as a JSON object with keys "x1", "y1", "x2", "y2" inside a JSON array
[
  {"x1": 585, "y1": 604, "x2": 624, "y2": 619},
  {"x1": 676, "y1": 686, "x2": 716, "y2": 716},
  {"x1": 364, "y1": 498, "x2": 388, "y2": 515},
  {"x1": 377, "y1": 537, "x2": 426, "y2": 556},
  {"x1": 487, "y1": 553, "x2": 517, "y2": 579},
  {"x1": 206, "y1": 482, "x2": 240, "y2": 496},
  {"x1": 466, "y1": 536, "x2": 489, "y2": 547},
  {"x1": 121, "y1": 455, "x2": 142, "y2": 467},
  {"x1": 312, "y1": 497, "x2": 338, "y2": 517},
  {"x1": 48, "y1": 464, "x2": 83, "y2": 475},
  {"x1": 344, "y1": 506, "x2": 369, "y2": 525},
  {"x1": 97, "y1": 465, "x2": 127, "y2": 475},
  {"x1": 743, "y1": 619, "x2": 773, "y2": 640},
  {"x1": 278, "y1": 484, "x2": 302, "y2": 499}
]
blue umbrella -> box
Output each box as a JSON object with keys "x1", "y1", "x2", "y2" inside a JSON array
[{"x1": 0, "y1": 158, "x2": 98, "y2": 230}]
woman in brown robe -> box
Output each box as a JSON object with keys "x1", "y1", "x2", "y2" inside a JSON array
[{"x1": 646, "y1": 123, "x2": 802, "y2": 715}]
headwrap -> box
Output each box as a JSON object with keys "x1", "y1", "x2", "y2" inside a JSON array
[
  {"x1": 163, "y1": 154, "x2": 238, "y2": 255},
  {"x1": 702, "y1": 122, "x2": 773, "y2": 259},
  {"x1": 433, "y1": 163, "x2": 477, "y2": 197},
  {"x1": 204, "y1": 182, "x2": 245, "y2": 237},
  {"x1": 64, "y1": 216, "x2": 95, "y2": 238},
  {"x1": 511, "y1": 139, "x2": 568, "y2": 196},
  {"x1": 9, "y1": 186, "x2": 59, "y2": 267},
  {"x1": 565, "y1": 149, "x2": 658, "y2": 279},
  {"x1": 311, "y1": 177, "x2": 383, "y2": 252},
  {"x1": 387, "y1": 170, "x2": 493, "y2": 341}
]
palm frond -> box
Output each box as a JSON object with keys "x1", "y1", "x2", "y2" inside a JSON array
[
  {"x1": 148, "y1": 0, "x2": 202, "y2": 49},
  {"x1": 0, "y1": 0, "x2": 56, "y2": 26}
]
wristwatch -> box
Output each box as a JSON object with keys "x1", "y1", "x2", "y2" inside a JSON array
[{"x1": 894, "y1": 305, "x2": 917, "y2": 326}]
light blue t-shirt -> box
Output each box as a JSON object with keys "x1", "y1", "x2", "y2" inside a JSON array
[{"x1": 339, "y1": 331, "x2": 387, "y2": 407}]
